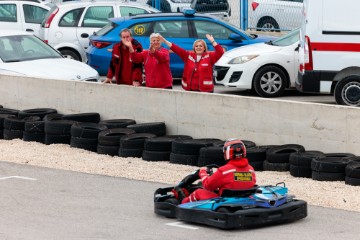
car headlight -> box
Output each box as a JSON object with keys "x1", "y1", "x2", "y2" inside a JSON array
[{"x1": 228, "y1": 55, "x2": 258, "y2": 64}]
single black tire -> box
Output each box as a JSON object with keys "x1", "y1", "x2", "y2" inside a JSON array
[
  {"x1": 99, "y1": 119, "x2": 136, "y2": 129},
  {"x1": 18, "y1": 108, "x2": 57, "y2": 120},
  {"x1": 127, "y1": 122, "x2": 166, "y2": 136},
  {"x1": 311, "y1": 156, "x2": 353, "y2": 173},
  {"x1": 23, "y1": 132, "x2": 45, "y2": 143},
  {"x1": 70, "y1": 137, "x2": 98, "y2": 152},
  {"x1": 169, "y1": 152, "x2": 199, "y2": 166},
  {"x1": 62, "y1": 112, "x2": 100, "y2": 123},
  {"x1": 118, "y1": 148, "x2": 143, "y2": 158},
  {"x1": 3, "y1": 129, "x2": 23, "y2": 140},
  {"x1": 249, "y1": 161, "x2": 264, "y2": 171},
  {"x1": 345, "y1": 161, "x2": 360, "y2": 178},
  {"x1": 71, "y1": 122, "x2": 107, "y2": 139},
  {"x1": 312, "y1": 171, "x2": 345, "y2": 181},
  {"x1": 334, "y1": 75, "x2": 360, "y2": 106},
  {"x1": 4, "y1": 115, "x2": 26, "y2": 130},
  {"x1": 0, "y1": 113, "x2": 16, "y2": 129},
  {"x1": 142, "y1": 150, "x2": 171, "y2": 161},
  {"x1": 266, "y1": 144, "x2": 305, "y2": 163},
  {"x1": 120, "y1": 133, "x2": 157, "y2": 149},
  {"x1": 60, "y1": 49, "x2": 81, "y2": 61},
  {"x1": 97, "y1": 144, "x2": 119, "y2": 156},
  {"x1": 263, "y1": 160, "x2": 289, "y2": 172},
  {"x1": 198, "y1": 146, "x2": 225, "y2": 167},
  {"x1": 144, "y1": 135, "x2": 192, "y2": 152},
  {"x1": 45, "y1": 120, "x2": 76, "y2": 135},
  {"x1": 45, "y1": 134, "x2": 71, "y2": 145},
  {"x1": 253, "y1": 65, "x2": 287, "y2": 98},
  {"x1": 289, "y1": 151, "x2": 325, "y2": 166},
  {"x1": 0, "y1": 108, "x2": 19, "y2": 116},
  {"x1": 345, "y1": 176, "x2": 360, "y2": 186},
  {"x1": 172, "y1": 138, "x2": 222, "y2": 155},
  {"x1": 24, "y1": 121, "x2": 45, "y2": 133},
  {"x1": 247, "y1": 147, "x2": 267, "y2": 162},
  {"x1": 290, "y1": 165, "x2": 312, "y2": 178},
  {"x1": 43, "y1": 113, "x2": 64, "y2": 121},
  {"x1": 98, "y1": 128, "x2": 136, "y2": 146}
]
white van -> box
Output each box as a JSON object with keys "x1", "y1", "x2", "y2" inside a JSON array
[{"x1": 297, "y1": 0, "x2": 360, "y2": 106}]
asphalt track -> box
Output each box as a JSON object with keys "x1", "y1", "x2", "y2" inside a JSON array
[{"x1": 0, "y1": 161, "x2": 359, "y2": 240}]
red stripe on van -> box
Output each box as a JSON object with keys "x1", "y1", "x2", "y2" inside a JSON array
[{"x1": 311, "y1": 42, "x2": 360, "y2": 52}]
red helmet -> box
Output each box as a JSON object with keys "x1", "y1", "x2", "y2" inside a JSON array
[{"x1": 223, "y1": 138, "x2": 246, "y2": 161}]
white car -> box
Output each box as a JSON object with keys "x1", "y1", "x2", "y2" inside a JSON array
[
  {"x1": 39, "y1": 1, "x2": 160, "y2": 62},
  {"x1": 248, "y1": 0, "x2": 303, "y2": 31},
  {"x1": 0, "y1": 31, "x2": 100, "y2": 82},
  {"x1": 0, "y1": 0, "x2": 52, "y2": 37},
  {"x1": 214, "y1": 29, "x2": 299, "y2": 98},
  {"x1": 146, "y1": 0, "x2": 191, "y2": 12}
]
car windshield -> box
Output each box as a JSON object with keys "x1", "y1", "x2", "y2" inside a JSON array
[
  {"x1": 0, "y1": 35, "x2": 62, "y2": 63},
  {"x1": 270, "y1": 29, "x2": 300, "y2": 46}
]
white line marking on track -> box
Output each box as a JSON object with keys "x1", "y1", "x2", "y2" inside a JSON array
[
  {"x1": 0, "y1": 176, "x2": 37, "y2": 181},
  {"x1": 166, "y1": 221, "x2": 198, "y2": 230}
]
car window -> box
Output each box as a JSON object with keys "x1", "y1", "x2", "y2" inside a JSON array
[
  {"x1": 82, "y1": 6, "x2": 113, "y2": 28},
  {"x1": 193, "y1": 20, "x2": 238, "y2": 40},
  {"x1": 153, "y1": 20, "x2": 189, "y2": 38},
  {"x1": 0, "y1": 35, "x2": 61, "y2": 62},
  {"x1": 59, "y1": 8, "x2": 84, "y2": 27},
  {"x1": 0, "y1": 4, "x2": 17, "y2": 22},
  {"x1": 119, "y1": 6, "x2": 148, "y2": 16},
  {"x1": 271, "y1": 28, "x2": 299, "y2": 46},
  {"x1": 23, "y1": 4, "x2": 48, "y2": 24}
]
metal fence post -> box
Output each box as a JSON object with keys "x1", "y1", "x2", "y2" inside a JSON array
[{"x1": 240, "y1": 0, "x2": 248, "y2": 30}]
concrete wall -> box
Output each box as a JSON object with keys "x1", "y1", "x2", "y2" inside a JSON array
[{"x1": 1, "y1": 74, "x2": 360, "y2": 155}]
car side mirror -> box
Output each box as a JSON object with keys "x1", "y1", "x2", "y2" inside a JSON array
[{"x1": 228, "y1": 33, "x2": 242, "y2": 42}]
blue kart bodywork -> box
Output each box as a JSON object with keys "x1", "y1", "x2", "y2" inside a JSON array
[{"x1": 154, "y1": 170, "x2": 307, "y2": 229}]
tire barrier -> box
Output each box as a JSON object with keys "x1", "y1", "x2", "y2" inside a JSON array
[{"x1": 289, "y1": 151, "x2": 325, "y2": 178}]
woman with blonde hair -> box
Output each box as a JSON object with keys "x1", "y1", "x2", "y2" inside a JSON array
[
  {"x1": 160, "y1": 34, "x2": 224, "y2": 92},
  {"x1": 125, "y1": 32, "x2": 173, "y2": 89}
]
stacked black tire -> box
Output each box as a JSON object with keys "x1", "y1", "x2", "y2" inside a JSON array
[
  {"x1": 345, "y1": 157, "x2": 360, "y2": 186},
  {"x1": 170, "y1": 138, "x2": 222, "y2": 166},
  {"x1": 44, "y1": 114, "x2": 75, "y2": 145},
  {"x1": 311, "y1": 153, "x2": 355, "y2": 181},
  {"x1": 142, "y1": 135, "x2": 192, "y2": 162},
  {"x1": 289, "y1": 151, "x2": 325, "y2": 178},
  {"x1": 70, "y1": 122, "x2": 107, "y2": 152},
  {"x1": 263, "y1": 144, "x2": 305, "y2": 171},
  {"x1": 119, "y1": 133, "x2": 157, "y2": 158},
  {"x1": 97, "y1": 128, "x2": 135, "y2": 156}
]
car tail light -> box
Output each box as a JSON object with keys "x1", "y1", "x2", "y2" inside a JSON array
[
  {"x1": 251, "y1": 2, "x2": 259, "y2": 11},
  {"x1": 303, "y1": 35, "x2": 313, "y2": 71},
  {"x1": 44, "y1": 8, "x2": 59, "y2": 28},
  {"x1": 90, "y1": 40, "x2": 111, "y2": 49}
]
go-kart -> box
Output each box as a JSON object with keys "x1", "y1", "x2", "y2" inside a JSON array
[{"x1": 154, "y1": 165, "x2": 307, "y2": 229}]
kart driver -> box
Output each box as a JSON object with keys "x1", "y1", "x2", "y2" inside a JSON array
[{"x1": 180, "y1": 138, "x2": 256, "y2": 203}]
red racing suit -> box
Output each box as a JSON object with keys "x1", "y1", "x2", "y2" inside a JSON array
[
  {"x1": 106, "y1": 39, "x2": 143, "y2": 85},
  {"x1": 182, "y1": 158, "x2": 256, "y2": 203},
  {"x1": 130, "y1": 47, "x2": 173, "y2": 88},
  {"x1": 170, "y1": 43, "x2": 224, "y2": 92}
]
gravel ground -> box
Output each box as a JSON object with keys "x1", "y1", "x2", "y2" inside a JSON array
[{"x1": 0, "y1": 139, "x2": 359, "y2": 212}]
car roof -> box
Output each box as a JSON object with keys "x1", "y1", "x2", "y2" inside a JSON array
[
  {"x1": 55, "y1": 0, "x2": 157, "y2": 9},
  {"x1": 0, "y1": 30, "x2": 33, "y2": 37},
  {"x1": 110, "y1": 12, "x2": 224, "y2": 23}
]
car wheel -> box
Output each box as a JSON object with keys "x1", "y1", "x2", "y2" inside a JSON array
[
  {"x1": 60, "y1": 49, "x2": 81, "y2": 61},
  {"x1": 253, "y1": 66, "x2": 287, "y2": 98},
  {"x1": 257, "y1": 17, "x2": 279, "y2": 32},
  {"x1": 334, "y1": 76, "x2": 360, "y2": 106}
]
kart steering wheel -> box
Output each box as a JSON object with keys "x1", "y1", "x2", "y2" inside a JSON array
[{"x1": 205, "y1": 164, "x2": 219, "y2": 175}]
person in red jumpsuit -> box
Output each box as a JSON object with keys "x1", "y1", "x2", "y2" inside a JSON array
[
  {"x1": 159, "y1": 34, "x2": 224, "y2": 92},
  {"x1": 125, "y1": 33, "x2": 173, "y2": 89},
  {"x1": 181, "y1": 138, "x2": 256, "y2": 203},
  {"x1": 103, "y1": 28, "x2": 143, "y2": 86}
]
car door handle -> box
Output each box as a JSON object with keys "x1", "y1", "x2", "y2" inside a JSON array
[
  {"x1": 81, "y1": 33, "x2": 89, "y2": 38},
  {"x1": 26, "y1": 29, "x2": 34, "y2": 32}
]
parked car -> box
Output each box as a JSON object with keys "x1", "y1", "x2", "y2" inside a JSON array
[
  {"x1": 39, "y1": 1, "x2": 160, "y2": 62},
  {"x1": 0, "y1": 31, "x2": 100, "y2": 82},
  {"x1": 249, "y1": 0, "x2": 303, "y2": 31},
  {"x1": 147, "y1": 0, "x2": 191, "y2": 12},
  {"x1": 214, "y1": 28, "x2": 299, "y2": 98},
  {"x1": 87, "y1": 9, "x2": 275, "y2": 77},
  {"x1": 0, "y1": 0, "x2": 52, "y2": 37},
  {"x1": 190, "y1": 0, "x2": 231, "y2": 20}
]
